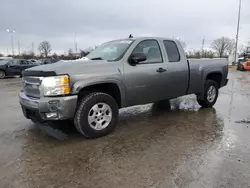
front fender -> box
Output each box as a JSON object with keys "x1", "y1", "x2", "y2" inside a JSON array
[{"x1": 71, "y1": 79, "x2": 126, "y2": 107}]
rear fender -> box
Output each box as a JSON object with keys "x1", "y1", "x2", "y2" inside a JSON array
[{"x1": 197, "y1": 69, "x2": 223, "y2": 100}]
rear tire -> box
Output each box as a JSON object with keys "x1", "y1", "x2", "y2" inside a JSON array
[
  {"x1": 74, "y1": 92, "x2": 118, "y2": 138},
  {"x1": 0, "y1": 70, "x2": 6, "y2": 79},
  {"x1": 239, "y1": 64, "x2": 245, "y2": 71},
  {"x1": 197, "y1": 80, "x2": 219, "y2": 108}
]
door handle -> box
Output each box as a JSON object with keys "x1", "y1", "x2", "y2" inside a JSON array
[{"x1": 156, "y1": 68, "x2": 166, "y2": 73}]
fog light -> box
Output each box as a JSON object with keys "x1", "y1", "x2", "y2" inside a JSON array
[{"x1": 45, "y1": 112, "x2": 58, "y2": 119}]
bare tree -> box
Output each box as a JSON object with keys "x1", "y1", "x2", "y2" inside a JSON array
[
  {"x1": 21, "y1": 51, "x2": 34, "y2": 59},
  {"x1": 203, "y1": 50, "x2": 215, "y2": 58},
  {"x1": 52, "y1": 53, "x2": 58, "y2": 59},
  {"x1": 238, "y1": 44, "x2": 246, "y2": 55},
  {"x1": 68, "y1": 48, "x2": 73, "y2": 56},
  {"x1": 85, "y1": 46, "x2": 94, "y2": 53},
  {"x1": 38, "y1": 41, "x2": 51, "y2": 57},
  {"x1": 211, "y1": 37, "x2": 235, "y2": 58},
  {"x1": 187, "y1": 49, "x2": 215, "y2": 59},
  {"x1": 79, "y1": 49, "x2": 89, "y2": 57},
  {"x1": 227, "y1": 40, "x2": 235, "y2": 55}
]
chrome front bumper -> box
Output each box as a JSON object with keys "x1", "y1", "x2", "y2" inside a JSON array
[{"x1": 19, "y1": 91, "x2": 78, "y2": 121}]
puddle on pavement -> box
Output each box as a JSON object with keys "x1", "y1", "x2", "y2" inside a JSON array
[
  {"x1": 0, "y1": 79, "x2": 229, "y2": 188},
  {"x1": 0, "y1": 96, "x2": 225, "y2": 188}
]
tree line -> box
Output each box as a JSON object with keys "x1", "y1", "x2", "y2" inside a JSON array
[
  {"x1": 187, "y1": 37, "x2": 249, "y2": 59},
  {"x1": 1, "y1": 37, "x2": 249, "y2": 60},
  {"x1": 0, "y1": 41, "x2": 94, "y2": 60}
]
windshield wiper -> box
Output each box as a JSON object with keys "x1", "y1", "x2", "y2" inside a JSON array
[{"x1": 90, "y1": 57, "x2": 103, "y2": 60}]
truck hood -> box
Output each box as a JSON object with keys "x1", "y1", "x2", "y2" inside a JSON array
[{"x1": 23, "y1": 60, "x2": 120, "y2": 76}]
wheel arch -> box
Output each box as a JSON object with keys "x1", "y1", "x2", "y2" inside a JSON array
[
  {"x1": 0, "y1": 69, "x2": 6, "y2": 78},
  {"x1": 197, "y1": 71, "x2": 222, "y2": 100},
  {"x1": 205, "y1": 72, "x2": 222, "y2": 86},
  {"x1": 73, "y1": 81, "x2": 123, "y2": 108}
]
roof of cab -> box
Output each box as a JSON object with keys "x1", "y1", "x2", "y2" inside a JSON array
[{"x1": 109, "y1": 37, "x2": 178, "y2": 43}]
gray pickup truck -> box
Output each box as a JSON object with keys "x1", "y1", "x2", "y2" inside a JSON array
[{"x1": 19, "y1": 37, "x2": 228, "y2": 138}]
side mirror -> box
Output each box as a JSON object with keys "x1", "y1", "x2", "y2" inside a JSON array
[{"x1": 129, "y1": 53, "x2": 147, "y2": 65}]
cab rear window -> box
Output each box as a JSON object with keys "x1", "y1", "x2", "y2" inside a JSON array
[{"x1": 163, "y1": 40, "x2": 180, "y2": 62}]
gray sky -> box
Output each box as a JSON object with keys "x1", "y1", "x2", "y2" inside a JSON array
[{"x1": 0, "y1": 0, "x2": 249, "y2": 55}]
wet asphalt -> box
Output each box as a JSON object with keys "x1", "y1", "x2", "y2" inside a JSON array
[{"x1": 0, "y1": 70, "x2": 250, "y2": 188}]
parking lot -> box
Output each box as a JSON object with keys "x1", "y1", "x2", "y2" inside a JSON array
[{"x1": 0, "y1": 70, "x2": 250, "y2": 188}]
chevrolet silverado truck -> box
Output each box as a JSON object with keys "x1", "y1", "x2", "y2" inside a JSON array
[{"x1": 19, "y1": 37, "x2": 228, "y2": 138}]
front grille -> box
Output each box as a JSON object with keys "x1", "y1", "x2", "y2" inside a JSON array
[{"x1": 23, "y1": 76, "x2": 43, "y2": 98}]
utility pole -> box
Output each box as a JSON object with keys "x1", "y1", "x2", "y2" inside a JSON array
[
  {"x1": 74, "y1": 33, "x2": 77, "y2": 54},
  {"x1": 18, "y1": 40, "x2": 20, "y2": 55},
  {"x1": 32, "y1": 42, "x2": 34, "y2": 58},
  {"x1": 75, "y1": 42, "x2": 78, "y2": 54},
  {"x1": 201, "y1": 37, "x2": 205, "y2": 58},
  {"x1": 6, "y1": 29, "x2": 15, "y2": 56},
  {"x1": 234, "y1": 0, "x2": 242, "y2": 64}
]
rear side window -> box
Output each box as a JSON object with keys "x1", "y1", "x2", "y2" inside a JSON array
[
  {"x1": 20, "y1": 60, "x2": 29, "y2": 65},
  {"x1": 163, "y1": 40, "x2": 180, "y2": 62}
]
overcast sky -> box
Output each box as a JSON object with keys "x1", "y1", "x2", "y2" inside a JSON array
[{"x1": 0, "y1": 0, "x2": 249, "y2": 55}]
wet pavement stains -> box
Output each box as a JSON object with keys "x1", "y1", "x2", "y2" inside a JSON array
[{"x1": 1, "y1": 70, "x2": 250, "y2": 188}]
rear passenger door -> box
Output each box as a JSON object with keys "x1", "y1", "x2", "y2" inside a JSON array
[
  {"x1": 161, "y1": 40, "x2": 189, "y2": 98},
  {"x1": 20, "y1": 60, "x2": 34, "y2": 71}
]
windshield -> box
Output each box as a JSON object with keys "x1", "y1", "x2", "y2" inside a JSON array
[
  {"x1": 86, "y1": 39, "x2": 134, "y2": 61},
  {"x1": 0, "y1": 60, "x2": 11, "y2": 65}
]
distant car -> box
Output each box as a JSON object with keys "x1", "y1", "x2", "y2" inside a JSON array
[
  {"x1": 237, "y1": 58, "x2": 247, "y2": 71},
  {"x1": 0, "y1": 59, "x2": 37, "y2": 79},
  {"x1": 0, "y1": 57, "x2": 13, "y2": 60},
  {"x1": 28, "y1": 59, "x2": 38, "y2": 64},
  {"x1": 37, "y1": 59, "x2": 60, "y2": 65}
]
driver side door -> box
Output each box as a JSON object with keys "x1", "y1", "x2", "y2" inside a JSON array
[
  {"x1": 124, "y1": 39, "x2": 167, "y2": 106},
  {"x1": 7, "y1": 60, "x2": 22, "y2": 75}
]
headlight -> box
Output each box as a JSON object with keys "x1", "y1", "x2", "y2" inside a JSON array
[{"x1": 42, "y1": 75, "x2": 70, "y2": 96}]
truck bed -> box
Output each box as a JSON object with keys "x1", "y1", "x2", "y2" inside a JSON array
[{"x1": 187, "y1": 58, "x2": 229, "y2": 94}]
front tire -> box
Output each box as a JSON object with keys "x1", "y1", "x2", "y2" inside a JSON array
[
  {"x1": 0, "y1": 70, "x2": 6, "y2": 79},
  {"x1": 197, "y1": 80, "x2": 219, "y2": 108},
  {"x1": 74, "y1": 92, "x2": 118, "y2": 138}
]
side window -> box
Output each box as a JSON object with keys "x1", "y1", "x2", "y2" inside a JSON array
[
  {"x1": 132, "y1": 40, "x2": 163, "y2": 64},
  {"x1": 7, "y1": 60, "x2": 14, "y2": 65},
  {"x1": 8, "y1": 60, "x2": 21, "y2": 66},
  {"x1": 21, "y1": 60, "x2": 31, "y2": 65},
  {"x1": 163, "y1": 40, "x2": 180, "y2": 62}
]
